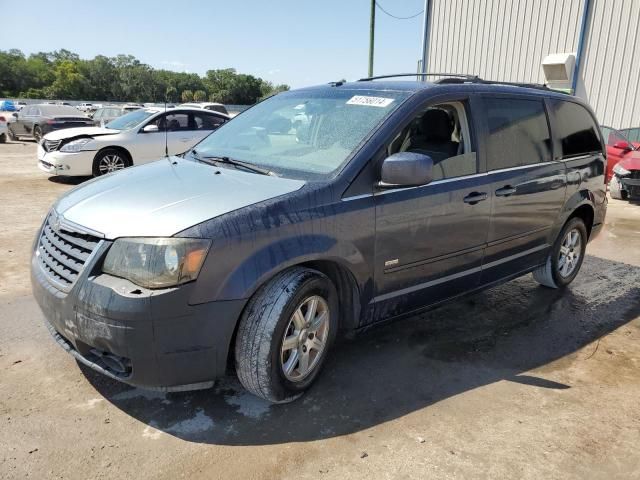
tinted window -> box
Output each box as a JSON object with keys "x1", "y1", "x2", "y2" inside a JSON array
[
  {"x1": 193, "y1": 112, "x2": 226, "y2": 130},
  {"x1": 550, "y1": 100, "x2": 602, "y2": 157},
  {"x1": 485, "y1": 97, "x2": 551, "y2": 170}
]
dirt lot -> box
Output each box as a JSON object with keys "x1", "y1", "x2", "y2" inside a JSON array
[{"x1": 1, "y1": 140, "x2": 639, "y2": 479}]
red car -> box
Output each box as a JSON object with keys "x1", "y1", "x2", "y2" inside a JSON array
[{"x1": 600, "y1": 126, "x2": 639, "y2": 183}]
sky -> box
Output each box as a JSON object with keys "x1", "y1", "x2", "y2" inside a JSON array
[{"x1": 0, "y1": 0, "x2": 427, "y2": 88}]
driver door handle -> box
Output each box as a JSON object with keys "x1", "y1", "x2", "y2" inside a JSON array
[
  {"x1": 463, "y1": 192, "x2": 488, "y2": 205},
  {"x1": 495, "y1": 185, "x2": 517, "y2": 197}
]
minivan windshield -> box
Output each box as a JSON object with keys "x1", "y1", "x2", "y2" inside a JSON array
[
  {"x1": 105, "y1": 109, "x2": 157, "y2": 130},
  {"x1": 191, "y1": 89, "x2": 409, "y2": 179}
]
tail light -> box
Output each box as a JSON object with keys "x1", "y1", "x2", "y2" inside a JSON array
[{"x1": 0, "y1": 116, "x2": 5, "y2": 122}]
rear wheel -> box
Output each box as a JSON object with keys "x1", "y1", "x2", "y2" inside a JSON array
[
  {"x1": 92, "y1": 148, "x2": 130, "y2": 176},
  {"x1": 532, "y1": 217, "x2": 587, "y2": 288},
  {"x1": 7, "y1": 126, "x2": 16, "y2": 141},
  {"x1": 33, "y1": 126, "x2": 42, "y2": 143},
  {"x1": 234, "y1": 267, "x2": 338, "y2": 403},
  {"x1": 0, "y1": 133, "x2": 5, "y2": 143}
]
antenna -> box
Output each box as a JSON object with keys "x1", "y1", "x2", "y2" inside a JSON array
[{"x1": 164, "y1": 99, "x2": 169, "y2": 158}]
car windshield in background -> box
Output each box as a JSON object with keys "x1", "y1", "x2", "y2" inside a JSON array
[
  {"x1": 192, "y1": 89, "x2": 409, "y2": 179},
  {"x1": 620, "y1": 127, "x2": 640, "y2": 143},
  {"x1": 40, "y1": 105, "x2": 84, "y2": 116},
  {"x1": 105, "y1": 109, "x2": 157, "y2": 130}
]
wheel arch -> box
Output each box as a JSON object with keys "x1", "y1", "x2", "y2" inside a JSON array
[
  {"x1": 224, "y1": 257, "x2": 363, "y2": 373},
  {"x1": 93, "y1": 145, "x2": 133, "y2": 165}
]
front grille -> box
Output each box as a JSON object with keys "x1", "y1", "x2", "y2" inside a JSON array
[
  {"x1": 36, "y1": 215, "x2": 101, "y2": 289},
  {"x1": 43, "y1": 139, "x2": 62, "y2": 152}
]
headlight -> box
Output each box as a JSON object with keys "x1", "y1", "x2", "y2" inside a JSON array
[
  {"x1": 613, "y1": 164, "x2": 631, "y2": 176},
  {"x1": 102, "y1": 238, "x2": 211, "y2": 289},
  {"x1": 60, "y1": 138, "x2": 92, "y2": 153}
]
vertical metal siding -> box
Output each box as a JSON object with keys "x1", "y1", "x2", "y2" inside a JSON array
[
  {"x1": 579, "y1": 0, "x2": 640, "y2": 128},
  {"x1": 426, "y1": 0, "x2": 640, "y2": 128}
]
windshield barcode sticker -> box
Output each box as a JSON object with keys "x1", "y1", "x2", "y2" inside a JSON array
[{"x1": 346, "y1": 95, "x2": 395, "y2": 107}]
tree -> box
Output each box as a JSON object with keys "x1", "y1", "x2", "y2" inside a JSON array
[
  {"x1": 181, "y1": 89, "x2": 194, "y2": 102},
  {"x1": 165, "y1": 86, "x2": 177, "y2": 102},
  {"x1": 0, "y1": 48, "x2": 290, "y2": 104},
  {"x1": 193, "y1": 90, "x2": 207, "y2": 102}
]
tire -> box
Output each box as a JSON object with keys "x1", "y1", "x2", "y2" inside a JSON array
[
  {"x1": 7, "y1": 126, "x2": 16, "y2": 141},
  {"x1": 234, "y1": 267, "x2": 339, "y2": 403},
  {"x1": 33, "y1": 126, "x2": 42, "y2": 144},
  {"x1": 532, "y1": 217, "x2": 588, "y2": 288},
  {"x1": 0, "y1": 133, "x2": 5, "y2": 143},
  {"x1": 92, "y1": 148, "x2": 131, "y2": 177}
]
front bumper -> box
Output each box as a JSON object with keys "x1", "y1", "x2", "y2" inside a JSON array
[
  {"x1": 37, "y1": 144, "x2": 96, "y2": 176},
  {"x1": 31, "y1": 245, "x2": 246, "y2": 391},
  {"x1": 621, "y1": 176, "x2": 640, "y2": 199}
]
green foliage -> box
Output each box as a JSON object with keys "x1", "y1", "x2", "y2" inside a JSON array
[
  {"x1": 193, "y1": 90, "x2": 207, "y2": 102},
  {"x1": 181, "y1": 89, "x2": 194, "y2": 102},
  {"x1": 0, "y1": 49, "x2": 289, "y2": 105}
]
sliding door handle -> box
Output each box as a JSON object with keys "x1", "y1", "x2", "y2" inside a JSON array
[
  {"x1": 495, "y1": 185, "x2": 517, "y2": 197},
  {"x1": 463, "y1": 192, "x2": 488, "y2": 205}
]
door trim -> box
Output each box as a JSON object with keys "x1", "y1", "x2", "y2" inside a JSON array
[{"x1": 373, "y1": 243, "x2": 548, "y2": 303}]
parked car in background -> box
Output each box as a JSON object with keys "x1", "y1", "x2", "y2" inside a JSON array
[
  {"x1": 38, "y1": 107, "x2": 229, "y2": 176},
  {"x1": 56, "y1": 101, "x2": 72, "y2": 106},
  {"x1": 122, "y1": 104, "x2": 144, "y2": 112},
  {"x1": 77, "y1": 103, "x2": 94, "y2": 112},
  {"x1": 600, "y1": 125, "x2": 638, "y2": 183},
  {"x1": 8, "y1": 104, "x2": 93, "y2": 143},
  {"x1": 31, "y1": 78, "x2": 607, "y2": 403},
  {"x1": 179, "y1": 102, "x2": 229, "y2": 115},
  {"x1": 609, "y1": 151, "x2": 640, "y2": 201},
  {"x1": 0, "y1": 114, "x2": 8, "y2": 142},
  {"x1": 14, "y1": 101, "x2": 27, "y2": 111},
  {"x1": 91, "y1": 106, "x2": 125, "y2": 126},
  {"x1": 0, "y1": 100, "x2": 17, "y2": 111}
]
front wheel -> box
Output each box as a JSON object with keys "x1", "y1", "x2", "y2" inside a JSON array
[
  {"x1": 0, "y1": 133, "x2": 5, "y2": 143},
  {"x1": 234, "y1": 267, "x2": 338, "y2": 403},
  {"x1": 532, "y1": 217, "x2": 587, "y2": 288},
  {"x1": 92, "y1": 148, "x2": 130, "y2": 176},
  {"x1": 33, "y1": 126, "x2": 42, "y2": 143}
]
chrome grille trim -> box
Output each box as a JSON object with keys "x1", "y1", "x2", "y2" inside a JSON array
[{"x1": 36, "y1": 214, "x2": 101, "y2": 291}]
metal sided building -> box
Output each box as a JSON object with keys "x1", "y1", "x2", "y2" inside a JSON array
[{"x1": 422, "y1": 0, "x2": 640, "y2": 129}]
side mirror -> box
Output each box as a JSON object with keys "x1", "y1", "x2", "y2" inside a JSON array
[
  {"x1": 142, "y1": 124, "x2": 159, "y2": 133},
  {"x1": 11, "y1": 112, "x2": 18, "y2": 118},
  {"x1": 379, "y1": 152, "x2": 434, "y2": 188},
  {"x1": 613, "y1": 140, "x2": 633, "y2": 151}
]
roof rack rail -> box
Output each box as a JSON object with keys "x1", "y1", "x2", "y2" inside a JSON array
[
  {"x1": 358, "y1": 73, "x2": 564, "y2": 94},
  {"x1": 357, "y1": 73, "x2": 479, "y2": 82}
]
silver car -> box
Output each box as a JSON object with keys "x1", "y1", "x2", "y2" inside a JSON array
[{"x1": 37, "y1": 107, "x2": 229, "y2": 176}]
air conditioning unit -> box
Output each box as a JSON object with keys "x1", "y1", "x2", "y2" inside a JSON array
[{"x1": 542, "y1": 53, "x2": 576, "y2": 90}]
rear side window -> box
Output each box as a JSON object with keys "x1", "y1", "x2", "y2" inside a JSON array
[
  {"x1": 549, "y1": 100, "x2": 602, "y2": 158},
  {"x1": 485, "y1": 97, "x2": 551, "y2": 170}
]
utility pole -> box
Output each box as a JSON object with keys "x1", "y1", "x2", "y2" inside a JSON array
[
  {"x1": 368, "y1": 0, "x2": 375, "y2": 77},
  {"x1": 419, "y1": 0, "x2": 430, "y2": 77}
]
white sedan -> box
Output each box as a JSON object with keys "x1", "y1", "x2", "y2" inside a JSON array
[
  {"x1": 37, "y1": 107, "x2": 229, "y2": 177},
  {"x1": 0, "y1": 116, "x2": 7, "y2": 143}
]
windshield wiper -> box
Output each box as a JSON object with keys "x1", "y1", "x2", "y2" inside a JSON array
[{"x1": 191, "y1": 150, "x2": 274, "y2": 176}]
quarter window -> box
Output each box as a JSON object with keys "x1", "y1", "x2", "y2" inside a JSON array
[
  {"x1": 549, "y1": 100, "x2": 602, "y2": 158},
  {"x1": 485, "y1": 97, "x2": 551, "y2": 170}
]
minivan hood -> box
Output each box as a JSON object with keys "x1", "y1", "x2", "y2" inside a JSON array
[
  {"x1": 54, "y1": 158, "x2": 305, "y2": 239},
  {"x1": 44, "y1": 126, "x2": 119, "y2": 140}
]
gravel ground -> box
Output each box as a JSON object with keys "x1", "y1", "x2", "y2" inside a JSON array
[{"x1": 1, "y1": 140, "x2": 639, "y2": 479}]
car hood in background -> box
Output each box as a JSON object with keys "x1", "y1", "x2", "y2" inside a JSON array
[
  {"x1": 618, "y1": 151, "x2": 640, "y2": 172},
  {"x1": 54, "y1": 158, "x2": 305, "y2": 239},
  {"x1": 44, "y1": 126, "x2": 120, "y2": 140}
]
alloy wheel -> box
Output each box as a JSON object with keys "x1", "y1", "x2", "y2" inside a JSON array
[
  {"x1": 558, "y1": 228, "x2": 582, "y2": 277},
  {"x1": 98, "y1": 154, "x2": 126, "y2": 174},
  {"x1": 280, "y1": 295, "x2": 330, "y2": 382}
]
